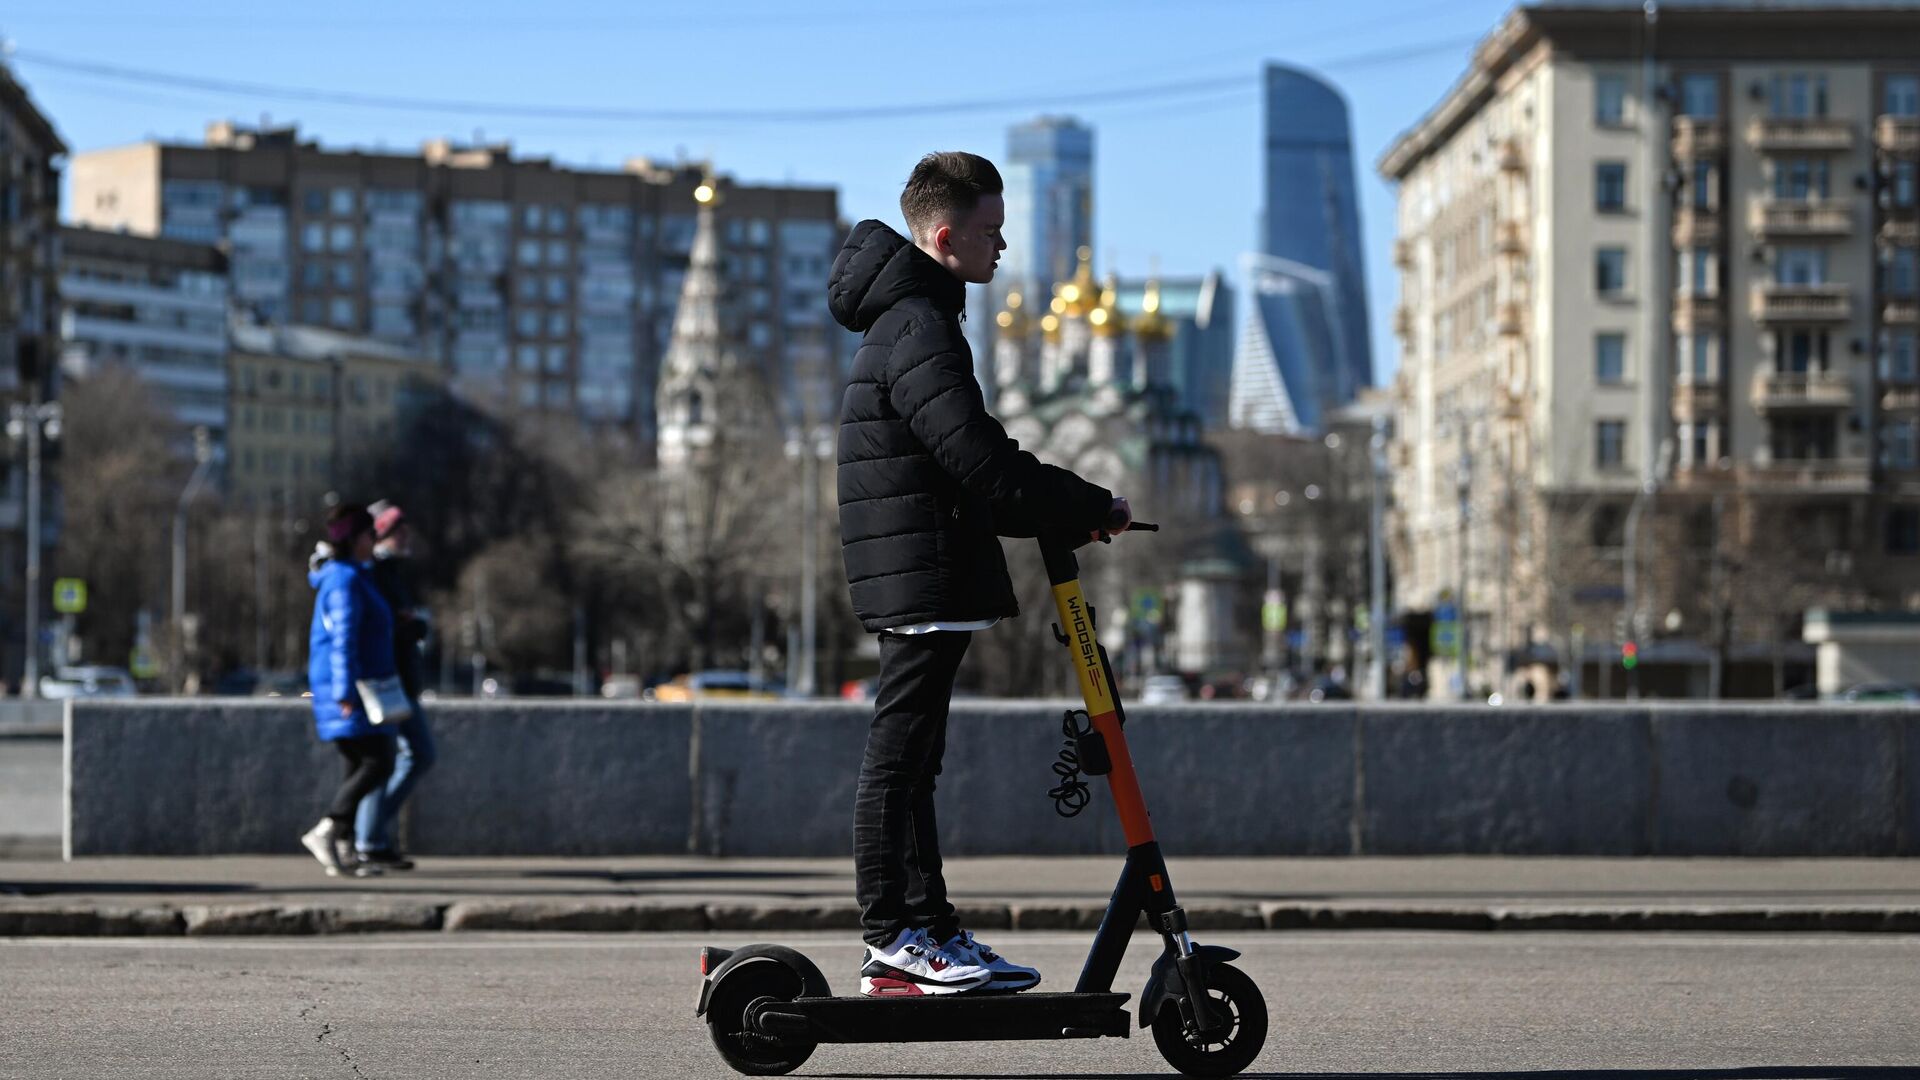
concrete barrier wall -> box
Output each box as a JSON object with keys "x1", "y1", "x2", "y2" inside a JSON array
[{"x1": 65, "y1": 700, "x2": 1920, "y2": 857}]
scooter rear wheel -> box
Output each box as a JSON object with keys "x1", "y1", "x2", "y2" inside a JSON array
[
  {"x1": 705, "y1": 958, "x2": 818, "y2": 1076},
  {"x1": 1150, "y1": 961, "x2": 1267, "y2": 1077}
]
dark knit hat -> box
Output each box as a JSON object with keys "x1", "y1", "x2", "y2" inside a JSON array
[{"x1": 326, "y1": 505, "x2": 375, "y2": 547}]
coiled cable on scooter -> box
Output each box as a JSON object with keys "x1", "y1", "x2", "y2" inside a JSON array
[{"x1": 1048, "y1": 709, "x2": 1095, "y2": 817}]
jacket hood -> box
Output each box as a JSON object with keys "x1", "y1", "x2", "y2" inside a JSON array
[
  {"x1": 309, "y1": 559, "x2": 355, "y2": 590},
  {"x1": 827, "y1": 219, "x2": 966, "y2": 333}
]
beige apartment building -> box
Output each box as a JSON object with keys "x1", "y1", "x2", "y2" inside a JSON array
[
  {"x1": 69, "y1": 123, "x2": 842, "y2": 445},
  {"x1": 1382, "y1": 3, "x2": 1920, "y2": 698},
  {"x1": 226, "y1": 323, "x2": 442, "y2": 511}
]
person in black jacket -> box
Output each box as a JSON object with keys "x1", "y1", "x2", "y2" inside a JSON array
[
  {"x1": 828, "y1": 152, "x2": 1129, "y2": 997},
  {"x1": 351, "y1": 500, "x2": 436, "y2": 870}
]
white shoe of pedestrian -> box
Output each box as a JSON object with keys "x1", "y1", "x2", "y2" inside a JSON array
[
  {"x1": 300, "y1": 819, "x2": 346, "y2": 877},
  {"x1": 942, "y1": 930, "x2": 1042, "y2": 992}
]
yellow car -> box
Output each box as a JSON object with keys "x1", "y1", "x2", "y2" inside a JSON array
[{"x1": 649, "y1": 670, "x2": 784, "y2": 702}]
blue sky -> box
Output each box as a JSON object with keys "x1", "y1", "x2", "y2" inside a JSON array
[{"x1": 3, "y1": 0, "x2": 1518, "y2": 384}]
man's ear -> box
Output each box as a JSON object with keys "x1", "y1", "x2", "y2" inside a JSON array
[{"x1": 932, "y1": 223, "x2": 953, "y2": 254}]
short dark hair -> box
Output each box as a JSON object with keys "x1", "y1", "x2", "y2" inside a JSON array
[{"x1": 900, "y1": 152, "x2": 1003, "y2": 239}]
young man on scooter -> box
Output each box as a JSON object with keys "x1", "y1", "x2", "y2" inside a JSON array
[{"x1": 827, "y1": 152, "x2": 1130, "y2": 997}]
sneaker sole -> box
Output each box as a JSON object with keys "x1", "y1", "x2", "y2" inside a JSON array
[{"x1": 860, "y1": 974, "x2": 992, "y2": 997}]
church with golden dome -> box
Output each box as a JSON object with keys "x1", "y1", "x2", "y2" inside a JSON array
[{"x1": 987, "y1": 246, "x2": 1260, "y2": 676}]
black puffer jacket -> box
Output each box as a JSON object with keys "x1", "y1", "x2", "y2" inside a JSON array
[{"x1": 828, "y1": 219, "x2": 1114, "y2": 632}]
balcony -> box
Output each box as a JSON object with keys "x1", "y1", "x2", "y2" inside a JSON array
[
  {"x1": 1671, "y1": 206, "x2": 1722, "y2": 247},
  {"x1": 1877, "y1": 115, "x2": 1920, "y2": 155},
  {"x1": 1393, "y1": 238, "x2": 1415, "y2": 269},
  {"x1": 1750, "y1": 283, "x2": 1852, "y2": 324},
  {"x1": 1747, "y1": 117, "x2": 1855, "y2": 153},
  {"x1": 1497, "y1": 137, "x2": 1526, "y2": 174},
  {"x1": 1881, "y1": 383, "x2": 1920, "y2": 412},
  {"x1": 1495, "y1": 220, "x2": 1526, "y2": 255},
  {"x1": 1881, "y1": 216, "x2": 1920, "y2": 248},
  {"x1": 1750, "y1": 369, "x2": 1853, "y2": 412},
  {"x1": 1886, "y1": 297, "x2": 1919, "y2": 326},
  {"x1": 1672, "y1": 292, "x2": 1723, "y2": 331},
  {"x1": 1750, "y1": 198, "x2": 1852, "y2": 240},
  {"x1": 1496, "y1": 302, "x2": 1524, "y2": 337},
  {"x1": 1744, "y1": 459, "x2": 1872, "y2": 492},
  {"x1": 1672, "y1": 379, "x2": 1723, "y2": 417},
  {"x1": 1671, "y1": 117, "x2": 1727, "y2": 158},
  {"x1": 1393, "y1": 304, "x2": 1415, "y2": 339}
]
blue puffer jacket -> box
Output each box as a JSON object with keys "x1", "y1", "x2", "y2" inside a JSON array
[{"x1": 307, "y1": 559, "x2": 399, "y2": 741}]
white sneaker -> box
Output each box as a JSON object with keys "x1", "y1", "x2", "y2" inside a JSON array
[
  {"x1": 859, "y1": 928, "x2": 992, "y2": 997},
  {"x1": 300, "y1": 819, "x2": 346, "y2": 877},
  {"x1": 943, "y1": 930, "x2": 1041, "y2": 992}
]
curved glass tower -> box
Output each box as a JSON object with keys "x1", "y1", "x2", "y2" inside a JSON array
[{"x1": 1236, "y1": 64, "x2": 1371, "y2": 431}]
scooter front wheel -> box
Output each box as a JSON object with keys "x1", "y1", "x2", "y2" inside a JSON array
[
  {"x1": 704, "y1": 957, "x2": 818, "y2": 1076},
  {"x1": 1150, "y1": 961, "x2": 1268, "y2": 1077}
]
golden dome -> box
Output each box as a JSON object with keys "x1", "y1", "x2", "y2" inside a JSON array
[
  {"x1": 1058, "y1": 245, "x2": 1097, "y2": 318},
  {"x1": 1132, "y1": 278, "x2": 1173, "y2": 340},
  {"x1": 1090, "y1": 274, "x2": 1123, "y2": 337},
  {"x1": 1040, "y1": 313, "x2": 1061, "y2": 339},
  {"x1": 996, "y1": 289, "x2": 1030, "y2": 334}
]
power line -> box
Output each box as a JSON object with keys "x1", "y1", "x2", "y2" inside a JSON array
[{"x1": 8, "y1": 36, "x2": 1479, "y2": 128}]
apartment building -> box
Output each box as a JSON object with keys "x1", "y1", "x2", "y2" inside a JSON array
[
  {"x1": 226, "y1": 323, "x2": 442, "y2": 510},
  {"x1": 1380, "y1": 3, "x2": 1920, "y2": 698},
  {"x1": 69, "y1": 123, "x2": 841, "y2": 443},
  {"x1": 59, "y1": 226, "x2": 230, "y2": 439},
  {"x1": 0, "y1": 63, "x2": 65, "y2": 687}
]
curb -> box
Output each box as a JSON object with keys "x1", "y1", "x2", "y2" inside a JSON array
[{"x1": 6, "y1": 902, "x2": 1920, "y2": 938}]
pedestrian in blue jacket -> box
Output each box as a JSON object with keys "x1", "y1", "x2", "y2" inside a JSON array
[{"x1": 299, "y1": 504, "x2": 400, "y2": 878}]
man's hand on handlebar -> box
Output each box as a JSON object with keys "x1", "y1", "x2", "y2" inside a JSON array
[{"x1": 1092, "y1": 497, "x2": 1131, "y2": 542}]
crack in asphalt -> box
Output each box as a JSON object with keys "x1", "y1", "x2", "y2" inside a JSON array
[{"x1": 300, "y1": 989, "x2": 369, "y2": 1078}]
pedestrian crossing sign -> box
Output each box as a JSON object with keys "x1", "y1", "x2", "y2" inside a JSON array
[{"x1": 53, "y1": 578, "x2": 87, "y2": 615}]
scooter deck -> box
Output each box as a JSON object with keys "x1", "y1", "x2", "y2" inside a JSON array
[{"x1": 749, "y1": 991, "x2": 1132, "y2": 1043}]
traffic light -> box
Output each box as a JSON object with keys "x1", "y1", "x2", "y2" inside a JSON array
[{"x1": 1621, "y1": 641, "x2": 1639, "y2": 670}]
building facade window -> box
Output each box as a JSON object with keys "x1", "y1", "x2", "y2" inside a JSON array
[
  {"x1": 1773, "y1": 157, "x2": 1830, "y2": 199},
  {"x1": 1885, "y1": 330, "x2": 1919, "y2": 382},
  {"x1": 1596, "y1": 162, "x2": 1628, "y2": 212},
  {"x1": 1685, "y1": 331, "x2": 1719, "y2": 382},
  {"x1": 1886, "y1": 248, "x2": 1919, "y2": 296},
  {"x1": 1596, "y1": 248, "x2": 1628, "y2": 295},
  {"x1": 1772, "y1": 415, "x2": 1837, "y2": 460},
  {"x1": 544, "y1": 345, "x2": 569, "y2": 373},
  {"x1": 1596, "y1": 333, "x2": 1627, "y2": 383},
  {"x1": 1680, "y1": 245, "x2": 1717, "y2": 296},
  {"x1": 301, "y1": 223, "x2": 326, "y2": 253},
  {"x1": 546, "y1": 311, "x2": 570, "y2": 337},
  {"x1": 1690, "y1": 160, "x2": 1716, "y2": 209},
  {"x1": 1887, "y1": 507, "x2": 1920, "y2": 554},
  {"x1": 1680, "y1": 74, "x2": 1719, "y2": 119},
  {"x1": 329, "y1": 298, "x2": 356, "y2": 327},
  {"x1": 515, "y1": 310, "x2": 541, "y2": 337},
  {"x1": 517, "y1": 239, "x2": 542, "y2": 268},
  {"x1": 331, "y1": 261, "x2": 355, "y2": 289},
  {"x1": 1776, "y1": 246, "x2": 1829, "y2": 285},
  {"x1": 516, "y1": 344, "x2": 540, "y2": 371},
  {"x1": 1893, "y1": 161, "x2": 1917, "y2": 209},
  {"x1": 1596, "y1": 419, "x2": 1627, "y2": 469},
  {"x1": 328, "y1": 224, "x2": 355, "y2": 253},
  {"x1": 1595, "y1": 74, "x2": 1628, "y2": 126},
  {"x1": 329, "y1": 188, "x2": 355, "y2": 216},
  {"x1": 301, "y1": 261, "x2": 325, "y2": 288},
  {"x1": 1887, "y1": 75, "x2": 1920, "y2": 117},
  {"x1": 1776, "y1": 329, "x2": 1830, "y2": 372},
  {"x1": 1885, "y1": 421, "x2": 1919, "y2": 470},
  {"x1": 1769, "y1": 74, "x2": 1829, "y2": 118}
]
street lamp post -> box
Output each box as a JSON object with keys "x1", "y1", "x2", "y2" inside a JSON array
[
  {"x1": 1455, "y1": 429, "x2": 1474, "y2": 701},
  {"x1": 1368, "y1": 415, "x2": 1390, "y2": 701},
  {"x1": 8, "y1": 398, "x2": 61, "y2": 699},
  {"x1": 785, "y1": 426, "x2": 832, "y2": 697},
  {"x1": 171, "y1": 427, "x2": 219, "y2": 694}
]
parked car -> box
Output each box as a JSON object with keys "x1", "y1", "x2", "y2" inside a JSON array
[
  {"x1": 600, "y1": 674, "x2": 643, "y2": 700},
  {"x1": 1138, "y1": 675, "x2": 1192, "y2": 705},
  {"x1": 650, "y1": 670, "x2": 784, "y2": 702},
  {"x1": 38, "y1": 666, "x2": 138, "y2": 699},
  {"x1": 1839, "y1": 682, "x2": 1920, "y2": 703},
  {"x1": 1305, "y1": 676, "x2": 1354, "y2": 703},
  {"x1": 253, "y1": 672, "x2": 309, "y2": 699}
]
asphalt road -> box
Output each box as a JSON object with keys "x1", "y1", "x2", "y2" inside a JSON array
[{"x1": 3, "y1": 931, "x2": 1916, "y2": 1079}]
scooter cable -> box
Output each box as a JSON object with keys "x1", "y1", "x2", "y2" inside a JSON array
[{"x1": 1048, "y1": 709, "x2": 1095, "y2": 817}]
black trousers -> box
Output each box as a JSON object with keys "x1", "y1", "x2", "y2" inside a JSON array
[
  {"x1": 327, "y1": 734, "x2": 397, "y2": 834},
  {"x1": 854, "y1": 630, "x2": 972, "y2": 948}
]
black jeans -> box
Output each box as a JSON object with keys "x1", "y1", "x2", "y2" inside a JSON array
[
  {"x1": 327, "y1": 734, "x2": 397, "y2": 837},
  {"x1": 854, "y1": 630, "x2": 972, "y2": 947}
]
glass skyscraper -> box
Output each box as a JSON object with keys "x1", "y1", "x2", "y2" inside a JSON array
[{"x1": 1234, "y1": 64, "x2": 1372, "y2": 432}]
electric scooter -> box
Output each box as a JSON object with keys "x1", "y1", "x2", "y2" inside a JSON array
[{"x1": 695, "y1": 518, "x2": 1270, "y2": 1077}]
